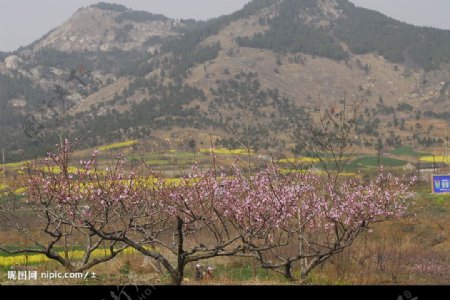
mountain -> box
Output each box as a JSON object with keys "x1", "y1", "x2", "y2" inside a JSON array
[
  {"x1": 29, "y1": 2, "x2": 180, "y2": 52},
  {"x1": 1, "y1": 0, "x2": 450, "y2": 161}
]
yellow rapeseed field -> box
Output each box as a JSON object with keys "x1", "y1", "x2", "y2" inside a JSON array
[
  {"x1": 97, "y1": 140, "x2": 138, "y2": 151},
  {"x1": 420, "y1": 155, "x2": 450, "y2": 164},
  {"x1": 278, "y1": 157, "x2": 320, "y2": 164},
  {"x1": 200, "y1": 148, "x2": 252, "y2": 155},
  {"x1": 2, "y1": 161, "x2": 28, "y2": 170},
  {"x1": 0, "y1": 248, "x2": 136, "y2": 268},
  {"x1": 281, "y1": 169, "x2": 356, "y2": 177}
]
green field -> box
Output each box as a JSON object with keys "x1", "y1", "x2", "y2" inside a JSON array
[
  {"x1": 390, "y1": 146, "x2": 429, "y2": 157},
  {"x1": 345, "y1": 156, "x2": 408, "y2": 170}
]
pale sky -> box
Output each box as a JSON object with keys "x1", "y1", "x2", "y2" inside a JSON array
[{"x1": 1, "y1": 0, "x2": 450, "y2": 52}]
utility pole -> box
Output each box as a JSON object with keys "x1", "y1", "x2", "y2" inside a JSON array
[
  {"x1": 2, "y1": 149, "x2": 5, "y2": 187},
  {"x1": 377, "y1": 137, "x2": 383, "y2": 171},
  {"x1": 446, "y1": 129, "x2": 449, "y2": 168},
  {"x1": 433, "y1": 154, "x2": 436, "y2": 174},
  {"x1": 433, "y1": 144, "x2": 437, "y2": 174}
]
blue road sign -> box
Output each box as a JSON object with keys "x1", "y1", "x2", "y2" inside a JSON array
[{"x1": 433, "y1": 175, "x2": 450, "y2": 193}]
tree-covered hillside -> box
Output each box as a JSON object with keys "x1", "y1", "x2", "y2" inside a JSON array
[
  {"x1": 234, "y1": 0, "x2": 450, "y2": 70},
  {"x1": 335, "y1": 2, "x2": 450, "y2": 71},
  {"x1": 236, "y1": 0, "x2": 348, "y2": 60}
]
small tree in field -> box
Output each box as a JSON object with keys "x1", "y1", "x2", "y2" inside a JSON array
[
  {"x1": 82, "y1": 163, "x2": 255, "y2": 285},
  {"x1": 0, "y1": 140, "x2": 129, "y2": 272},
  {"x1": 239, "y1": 168, "x2": 415, "y2": 280},
  {"x1": 293, "y1": 97, "x2": 365, "y2": 183},
  {"x1": 9, "y1": 141, "x2": 250, "y2": 285}
]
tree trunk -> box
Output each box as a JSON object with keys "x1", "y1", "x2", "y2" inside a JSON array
[
  {"x1": 173, "y1": 216, "x2": 186, "y2": 286},
  {"x1": 284, "y1": 262, "x2": 295, "y2": 281},
  {"x1": 173, "y1": 273, "x2": 184, "y2": 286},
  {"x1": 301, "y1": 257, "x2": 324, "y2": 281},
  {"x1": 297, "y1": 210, "x2": 307, "y2": 276},
  {"x1": 300, "y1": 270, "x2": 309, "y2": 281}
]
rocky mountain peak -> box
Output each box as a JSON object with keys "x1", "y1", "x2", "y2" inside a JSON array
[{"x1": 30, "y1": 3, "x2": 180, "y2": 52}]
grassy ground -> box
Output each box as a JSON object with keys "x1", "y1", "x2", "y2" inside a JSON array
[{"x1": 390, "y1": 146, "x2": 429, "y2": 157}]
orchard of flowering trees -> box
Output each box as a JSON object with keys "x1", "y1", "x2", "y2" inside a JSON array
[{"x1": 0, "y1": 139, "x2": 415, "y2": 285}]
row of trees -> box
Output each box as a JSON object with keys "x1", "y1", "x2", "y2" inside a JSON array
[
  {"x1": 1, "y1": 138, "x2": 415, "y2": 285},
  {"x1": 115, "y1": 11, "x2": 168, "y2": 23},
  {"x1": 90, "y1": 2, "x2": 128, "y2": 12}
]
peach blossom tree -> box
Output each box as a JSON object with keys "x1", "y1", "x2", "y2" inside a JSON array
[{"x1": 3, "y1": 140, "x2": 415, "y2": 284}]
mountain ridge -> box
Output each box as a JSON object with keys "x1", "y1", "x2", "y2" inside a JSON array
[{"x1": 1, "y1": 0, "x2": 450, "y2": 162}]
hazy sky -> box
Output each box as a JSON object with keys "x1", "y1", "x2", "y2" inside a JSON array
[{"x1": 1, "y1": 0, "x2": 450, "y2": 52}]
